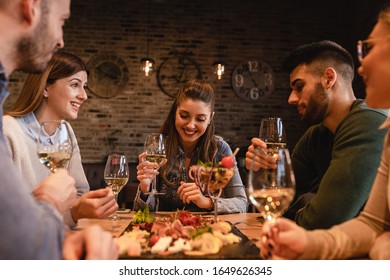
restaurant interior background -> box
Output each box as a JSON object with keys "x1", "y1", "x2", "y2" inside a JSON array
[{"x1": 4, "y1": 0, "x2": 390, "y2": 204}]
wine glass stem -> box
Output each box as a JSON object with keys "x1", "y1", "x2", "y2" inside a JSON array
[
  {"x1": 152, "y1": 175, "x2": 157, "y2": 193},
  {"x1": 152, "y1": 175, "x2": 160, "y2": 212},
  {"x1": 212, "y1": 189, "x2": 222, "y2": 223},
  {"x1": 213, "y1": 197, "x2": 218, "y2": 222},
  {"x1": 112, "y1": 193, "x2": 119, "y2": 220}
]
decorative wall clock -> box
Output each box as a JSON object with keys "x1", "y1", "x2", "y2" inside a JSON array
[
  {"x1": 157, "y1": 55, "x2": 202, "y2": 98},
  {"x1": 230, "y1": 59, "x2": 275, "y2": 102},
  {"x1": 86, "y1": 54, "x2": 129, "y2": 98}
]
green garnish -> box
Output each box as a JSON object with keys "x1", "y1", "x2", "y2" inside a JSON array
[
  {"x1": 189, "y1": 226, "x2": 212, "y2": 238},
  {"x1": 197, "y1": 160, "x2": 222, "y2": 168},
  {"x1": 132, "y1": 206, "x2": 156, "y2": 224}
]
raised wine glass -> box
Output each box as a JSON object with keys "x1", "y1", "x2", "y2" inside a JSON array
[
  {"x1": 247, "y1": 148, "x2": 295, "y2": 225},
  {"x1": 259, "y1": 117, "x2": 287, "y2": 186},
  {"x1": 38, "y1": 120, "x2": 73, "y2": 173},
  {"x1": 143, "y1": 133, "x2": 166, "y2": 196},
  {"x1": 104, "y1": 154, "x2": 129, "y2": 221}
]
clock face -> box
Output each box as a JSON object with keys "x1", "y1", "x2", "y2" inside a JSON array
[
  {"x1": 86, "y1": 54, "x2": 129, "y2": 98},
  {"x1": 157, "y1": 55, "x2": 202, "y2": 98},
  {"x1": 230, "y1": 60, "x2": 275, "y2": 102}
]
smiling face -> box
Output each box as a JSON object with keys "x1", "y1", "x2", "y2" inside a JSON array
[
  {"x1": 43, "y1": 70, "x2": 88, "y2": 120},
  {"x1": 358, "y1": 20, "x2": 390, "y2": 109},
  {"x1": 287, "y1": 64, "x2": 330, "y2": 125},
  {"x1": 175, "y1": 98, "x2": 214, "y2": 148}
]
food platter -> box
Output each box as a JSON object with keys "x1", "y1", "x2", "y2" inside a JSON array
[{"x1": 117, "y1": 211, "x2": 260, "y2": 259}]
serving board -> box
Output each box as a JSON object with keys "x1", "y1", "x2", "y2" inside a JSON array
[{"x1": 119, "y1": 222, "x2": 260, "y2": 260}]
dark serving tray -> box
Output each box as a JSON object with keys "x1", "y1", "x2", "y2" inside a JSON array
[{"x1": 119, "y1": 222, "x2": 260, "y2": 260}]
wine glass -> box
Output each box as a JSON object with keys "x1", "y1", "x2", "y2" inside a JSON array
[
  {"x1": 143, "y1": 133, "x2": 166, "y2": 196},
  {"x1": 190, "y1": 164, "x2": 236, "y2": 222},
  {"x1": 247, "y1": 148, "x2": 295, "y2": 225},
  {"x1": 104, "y1": 154, "x2": 129, "y2": 221},
  {"x1": 37, "y1": 120, "x2": 73, "y2": 173},
  {"x1": 259, "y1": 117, "x2": 287, "y2": 186}
]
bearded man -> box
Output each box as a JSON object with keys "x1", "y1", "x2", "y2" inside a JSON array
[
  {"x1": 246, "y1": 41, "x2": 387, "y2": 229},
  {"x1": 0, "y1": 0, "x2": 117, "y2": 259}
]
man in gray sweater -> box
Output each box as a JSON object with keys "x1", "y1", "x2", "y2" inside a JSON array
[{"x1": 0, "y1": 0, "x2": 117, "y2": 259}]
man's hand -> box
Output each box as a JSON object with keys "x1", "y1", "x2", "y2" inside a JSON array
[
  {"x1": 33, "y1": 169, "x2": 76, "y2": 214},
  {"x1": 63, "y1": 225, "x2": 119, "y2": 260},
  {"x1": 245, "y1": 137, "x2": 277, "y2": 170}
]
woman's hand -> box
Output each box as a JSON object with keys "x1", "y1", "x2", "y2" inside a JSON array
[
  {"x1": 245, "y1": 137, "x2": 277, "y2": 170},
  {"x1": 136, "y1": 152, "x2": 167, "y2": 193},
  {"x1": 71, "y1": 187, "x2": 118, "y2": 220},
  {"x1": 259, "y1": 218, "x2": 308, "y2": 260},
  {"x1": 177, "y1": 181, "x2": 212, "y2": 209}
]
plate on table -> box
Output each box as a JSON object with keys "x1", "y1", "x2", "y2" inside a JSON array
[{"x1": 118, "y1": 211, "x2": 260, "y2": 260}]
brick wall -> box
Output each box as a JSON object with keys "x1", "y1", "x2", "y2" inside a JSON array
[{"x1": 4, "y1": 0, "x2": 388, "y2": 163}]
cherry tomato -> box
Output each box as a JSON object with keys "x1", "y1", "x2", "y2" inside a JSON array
[{"x1": 221, "y1": 156, "x2": 234, "y2": 168}]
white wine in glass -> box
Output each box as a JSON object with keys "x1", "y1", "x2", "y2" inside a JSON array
[
  {"x1": 38, "y1": 120, "x2": 73, "y2": 173},
  {"x1": 104, "y1": 154, "x2": 129, "y2": 221},
  {"x1": 259, "y1": 117, "x2": 287, "y2": 185},
  {"x1": 143, "y1": 133, "x2": 166, "y2": 196},
  {"x1": 247, "y1": 148, "x2": 295, "y2": 225}
]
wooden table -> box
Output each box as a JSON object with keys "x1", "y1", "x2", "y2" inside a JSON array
[{"x1": 77, "y1": 212, "x2": 263, "y2": 243}]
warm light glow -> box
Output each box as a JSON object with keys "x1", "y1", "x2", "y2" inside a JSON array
[
  {"x1": 213, "y1": 62, "x2": 225, "y2": 80},
  {"x1": 140, "y1": 58, "x2": 154, "y2": 77}
]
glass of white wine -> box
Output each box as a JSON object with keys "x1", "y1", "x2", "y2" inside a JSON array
[
  {"x1": 247, "y1": 148, "x2": 295, "y2": 225},
  {"x1": 38, "y1": 120, "x2": 72, "y2": 173},
  {"x1": 143, "y1": 133, "x2": 166, "y2": 196},
  {"x1": 104, "y1": 154, "x2": 129, "y2": 221},
  {"x1": 259, "y1": 117, "x2": 287, "y2": 186}
]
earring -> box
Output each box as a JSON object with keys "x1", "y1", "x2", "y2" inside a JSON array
[{"x1": 43, "y1": 93, "x2": 48, "y2": 98}]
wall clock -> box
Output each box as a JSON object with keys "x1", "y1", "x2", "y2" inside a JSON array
[
  {"x1": 230, "y1": 59, "x2": 275, "y2": 102},
  {"x1": 86, "y1": 54, "x2": 129, "y2": 98},
  {"x1": 157, "y1": 55, "x2": 202, "y2": 98}
]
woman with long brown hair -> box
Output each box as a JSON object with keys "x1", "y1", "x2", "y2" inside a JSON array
[
  {"x1": 4, "y1": 51, "x2": 117, "y2": 227},
  {"x1": 134, "y1": 80, "x2": 248, "y2": 213}
]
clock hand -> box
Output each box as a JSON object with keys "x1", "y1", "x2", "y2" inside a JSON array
[
  {"x1": 247, "y1": 71, "x2": 259, "y2": 88},
  {"x1": 176, "y1": 66, "x2": 186, "y2": 83},
  {"x1": 95, "y1": 67, "x2": 118, "y2": 80}
]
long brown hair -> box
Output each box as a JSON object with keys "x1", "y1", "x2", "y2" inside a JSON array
[
  {"x1": 160, "y1": 80, "x2": 217, "y2": 182},
  {"x1": 6, "y1": 51, "x2": 88, "y2": 116},
  {"x1": 379, "y1": 6, "x2": 390, "y2": 25}
]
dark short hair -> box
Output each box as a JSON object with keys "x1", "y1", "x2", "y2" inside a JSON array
[{"x1": 282, "y1": 40, "x2": 354, "y2": 81}]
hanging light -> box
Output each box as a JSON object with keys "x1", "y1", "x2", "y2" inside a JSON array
[
  {"x1": 212, "y1": 0, "x2": 225, "y2": 80},
  {"x1": 213, "y1": 61, "x2": 225, "y2": 80},
  {"x1": 140, "y1": 0, "x2": 154, "y2": 77},
  {"x1": 140, "y1": 58, "x2": 154, "y2": 77}
]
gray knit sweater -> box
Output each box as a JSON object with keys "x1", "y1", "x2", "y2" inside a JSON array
[{"x1": 3, "y1": 113, "x2": 89, "y2": 227}]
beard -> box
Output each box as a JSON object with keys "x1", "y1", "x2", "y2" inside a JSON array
[
  {"x1": 300, "y1": 82, "x2": 329, "y2": 125},
  {"x1": 15, "y1": 9, "x2": 56, "y2": 74}
]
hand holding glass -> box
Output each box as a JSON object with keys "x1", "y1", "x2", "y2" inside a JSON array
[
  {"x1": 104, "y1": 154, "x2": 129, "y2": 221},
  {"x1": 259, "y1": 117, "x2": 287, "y2": 186},
  {"x1": 38, "y1": 120, "x2": 72, "y2": 173},
  {"x1": 247, "y1": 148, "x2": 295, "y2": 225},
  {"x1": 143, "y1": 133, "x2": 166, "y2": 195}
]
